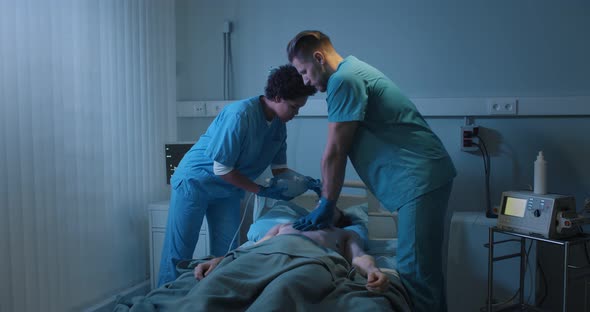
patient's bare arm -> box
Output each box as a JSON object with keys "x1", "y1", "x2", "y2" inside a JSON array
[
  {"x1": 194, "y1": 257, "x2": 223, "y2": 280},
  {"x1": 344, "y1": 231, "x2": 389, "y2": 292}
]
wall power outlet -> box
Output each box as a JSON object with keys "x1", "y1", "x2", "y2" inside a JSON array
[{"x1": 461, "y1": 125, "x2": 479, "y2": 152}]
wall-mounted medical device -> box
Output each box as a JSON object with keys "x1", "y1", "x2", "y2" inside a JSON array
[
  {"x1": 165, "y1": 143, "x2": 194, "y2": 184},
  {"x1": 497, "y1": 191, "x2": 577, "y2": 239}
]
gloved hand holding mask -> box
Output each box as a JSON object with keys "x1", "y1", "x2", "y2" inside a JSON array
[
  {"x1": 268, "y1": 171, "x2": 319, "y2": 197},
  {"x1": 257, "y1": 182, "x2": 293, "y2": 201},
  {"x1": 261, "y1": 170, "x2": 323, "y2": 200}
]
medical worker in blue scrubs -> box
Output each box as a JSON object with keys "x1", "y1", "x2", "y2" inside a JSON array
[
  {"x1": 287, "y1": 31, "x2": 456, "y2": 312},
  {"x1": 158, "y1": 65, "x2": 317, "y2": 286}
]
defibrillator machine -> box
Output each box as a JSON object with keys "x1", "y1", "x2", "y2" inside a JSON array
[{"x1": 497, "y1": 191, "x2": 579, "y2": 239}]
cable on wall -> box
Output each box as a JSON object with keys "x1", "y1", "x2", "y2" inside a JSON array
[
  {"x1": 223, "y1": 21, "x2": 233, "y2": 100},
  {"x1": 474, "y1": 134, "x2": 492, "y2": 218},
  {"x1": 461, "y1": 118, "x2": 495, "y2": 218}
]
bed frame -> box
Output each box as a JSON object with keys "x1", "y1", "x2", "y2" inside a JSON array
[{"x1": 252, "y1": 180, "x2": 398, "y2": 256}]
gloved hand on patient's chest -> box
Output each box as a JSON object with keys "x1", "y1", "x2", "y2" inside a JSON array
[
  {"x1": 292, "y1": 197, "x2": 336, "y2": 231},
  {"x1": 257, "y1": 182, "x2": 294, "y2": 201}
]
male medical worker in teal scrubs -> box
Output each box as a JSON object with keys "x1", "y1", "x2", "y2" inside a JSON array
[
  {"x1": 158, "y1": 65, "x2": 317, "y2": 286},
  {"x1": 287, "y1": 31, "x2": 456, "y2": 312}
]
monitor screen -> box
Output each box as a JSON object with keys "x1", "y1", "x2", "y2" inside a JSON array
[
  {"x1": 503, "y1": 197, "x2": 527, "y2": 217},
  {"x1": 165, "y1": 143, "x2": 194, "y2": 184}
]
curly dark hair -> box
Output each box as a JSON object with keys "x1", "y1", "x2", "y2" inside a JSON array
[{"x1": 264, "y1": 64, "x2": 316, "y2": 100}]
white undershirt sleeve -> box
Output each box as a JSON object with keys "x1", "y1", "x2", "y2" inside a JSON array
[
  {"x1": 215, "y1": 162, "x2": 287, "y2": 175},
  {"x1": 213, "y1": 161, "x2": 234, "y2": 175}
]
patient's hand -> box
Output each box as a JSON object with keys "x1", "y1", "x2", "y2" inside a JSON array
[
  {"x1": 365, "y1": 270, "x2": 389, "y2": 292},
  {"x1": 194, "y1": 257, "x2": 223, "y2": 280}
]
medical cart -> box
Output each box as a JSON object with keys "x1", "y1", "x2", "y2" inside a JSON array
[{"x1": 486, "y1": 227, "x2": 590, "y2": 312}]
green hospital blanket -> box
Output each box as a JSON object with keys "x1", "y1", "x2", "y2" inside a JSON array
[{"x1": 114, "y1": 234, "x2": 410, "y2": 312}]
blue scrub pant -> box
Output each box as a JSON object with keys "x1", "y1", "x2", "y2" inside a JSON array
[
  {"x1": 395, "y1": 182, "x2": 452, "y2": 312},
  {"x1": 157, "y1": 179, "x2": 241, "y2": 287}
]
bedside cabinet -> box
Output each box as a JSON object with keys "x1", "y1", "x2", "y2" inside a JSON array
[{"x1": 148, "y1": 200, "x2": 209, "y2": 289}]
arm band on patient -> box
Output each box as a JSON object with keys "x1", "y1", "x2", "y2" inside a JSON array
[
  {"x1": 271, "y1": 164, "x2": 288, "y2": 170},
  {"x1": 213, "y1": 161, "x2": 234, "y2": 175}
]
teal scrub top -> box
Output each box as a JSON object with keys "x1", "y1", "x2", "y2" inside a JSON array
[
  {"x1": 327, "y1": 56, "x2": 456, "y2": 210},
  {"x1": 172, "y1": 96, "x2": 287, "y2": 199}
]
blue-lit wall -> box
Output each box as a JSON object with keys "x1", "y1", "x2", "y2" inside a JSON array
[
  {"x1": 176, "y1": 0, "x2": 589, "y2": 213},
  {"x1": 175, "y1": 1, "x2": 590, "y2": 309}
]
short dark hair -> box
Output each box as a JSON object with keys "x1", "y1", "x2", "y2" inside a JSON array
[
  {"x1": 265, "y1": 64, "x2": 317, "y2": 100},
  {"x1": 287, "y1": 30, "x2": 333, "y2": 63}
]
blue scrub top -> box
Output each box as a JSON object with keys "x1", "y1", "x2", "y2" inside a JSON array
[
  {"x1": 327, "y1": 56, "x2": 456, "y2": 210},
  {"x1": 172, "y1": 96, "x2": 287, "y2": 199}
]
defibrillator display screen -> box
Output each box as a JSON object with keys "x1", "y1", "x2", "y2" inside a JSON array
[{"x1": 503, "y1": 197, "x2": 527, "y2": 218}]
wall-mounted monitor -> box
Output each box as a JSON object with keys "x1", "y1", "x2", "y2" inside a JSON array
[{"x1": 165, "y1": 143, "x2": 194, "y2": 184}]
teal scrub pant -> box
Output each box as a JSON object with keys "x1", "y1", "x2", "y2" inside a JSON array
[
  {"x1": 395, "y1": 182, "x2": 452, "y2": 312},
  {"x1": 157, "y1": 179, "x2": 241, "y2": 287}
]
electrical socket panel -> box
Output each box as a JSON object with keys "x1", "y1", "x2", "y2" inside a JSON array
[
  {"x1": 193, "y1": 102, "x2": 207, "y2": 116},
  {"x1": 177, "y1": 101, "x2": 232, "y2": 117},
  {"x1": 461, "y1": 125, "x2": 479, "y2": 152},
  {"x1": 487, "y1": 98, "x2": 518, "y2": 115},
  {"x1": 177, "y1": 100, "x2": 231, "y2": 117},
  {"x1": 206, "y1": 101, "x2": 228, "y2": 116}
]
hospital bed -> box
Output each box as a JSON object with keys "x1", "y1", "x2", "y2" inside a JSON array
[{"x1": 114, "y1": 181, "x2": 408, "y2": 311}]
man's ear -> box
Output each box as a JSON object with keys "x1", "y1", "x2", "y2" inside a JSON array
[{"x1": 313, "y1": 51, "x2": 325, "y2": 65}]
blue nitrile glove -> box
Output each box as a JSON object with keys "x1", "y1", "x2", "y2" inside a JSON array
[
  {"x1": 292, "y1": 197, "x2": 336, "y2": 231},
  {"x1": 257, "y1": 183, "x2": 294, "y2": 201},
  {"x1": 304, "y1": 176, "x2": 322, "y2": 197}
]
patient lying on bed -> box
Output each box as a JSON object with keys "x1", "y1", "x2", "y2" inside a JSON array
[
  {"x1": 195, "y1": 207, "x2": 389, "y2": 292},
  {"x1": 114, "y1": 204, "x2": 411, "y2": 312}
]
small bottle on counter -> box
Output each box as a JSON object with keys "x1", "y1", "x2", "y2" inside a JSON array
[{"x1": 534, "y1": 151, "x2": 547, "y2": 194}]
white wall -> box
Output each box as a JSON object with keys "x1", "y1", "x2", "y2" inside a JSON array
[
  {"x1": 176, "y1": 0, "x2": 589, "y2": 99},
  {"x1": 0, "y1": 1, "x2": 176, "y2": 311}
]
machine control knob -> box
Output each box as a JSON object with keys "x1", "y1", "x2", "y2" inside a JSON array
[{"x1": 534, "y1": 210, "x2": 541, "y2": 217}]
